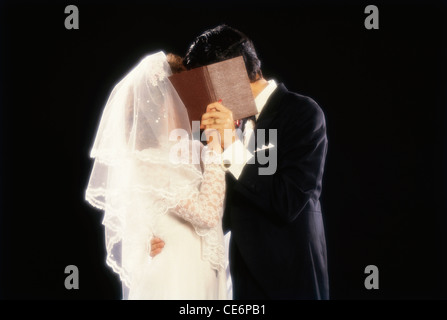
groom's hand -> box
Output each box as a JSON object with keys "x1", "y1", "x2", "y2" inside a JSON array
[
  {"x1": 150, "y1": 237, "x2": 165, "y2": 257},
  {"x1": 201, "y1": 100, "x2": 236, "y2": 150}
]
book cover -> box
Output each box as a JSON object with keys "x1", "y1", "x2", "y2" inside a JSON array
[{"x1": 168, "y1": 56, "x2": 258, "y2": 124}]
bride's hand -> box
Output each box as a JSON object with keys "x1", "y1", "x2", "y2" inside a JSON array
[
  {"x1": 202, "y1": 107, "x2": 223, "y2": 153},
  {"x1": 150, "y1": 237, "x2": 165, "y2": 258},
  {"x1": 201, "y1": 101, "x2": 235, "y2": 150}
]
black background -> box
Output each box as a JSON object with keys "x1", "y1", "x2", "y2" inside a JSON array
[{"x1": 0, "y1": 0, "x2": 446, "y2": 301}]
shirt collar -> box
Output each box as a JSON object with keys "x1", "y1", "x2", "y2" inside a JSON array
[{"x1": 254, "y1": 79, "x2": 277, "y2": 120}]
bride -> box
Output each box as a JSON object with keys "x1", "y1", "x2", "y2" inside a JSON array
[{"x1": 85, "y1": 51, "x2": 229, "y2": 299}]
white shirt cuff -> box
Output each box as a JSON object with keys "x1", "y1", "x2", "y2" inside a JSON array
[{"x1": 221, "y1": 139, "x2": 253, "y2": 180}]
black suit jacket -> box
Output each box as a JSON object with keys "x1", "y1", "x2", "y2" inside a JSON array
[{"x1": 223, "y1": 83, "x2": 329, "y2": 299}]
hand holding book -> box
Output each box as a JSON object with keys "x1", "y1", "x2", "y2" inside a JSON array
[{"x1": 201, "y1": 100, "x2": 236, "y2": 150}]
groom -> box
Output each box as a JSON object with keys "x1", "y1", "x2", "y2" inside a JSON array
[{"x1": 153, "y1": 24, "x2": 329, "y2": 299}]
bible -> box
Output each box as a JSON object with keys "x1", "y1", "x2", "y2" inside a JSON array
[{"x1": 168, "y1": 56, "x2": 258, "y2": 123}]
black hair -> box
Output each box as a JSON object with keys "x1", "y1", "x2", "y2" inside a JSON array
[{"x1": 184, "y1": 24, "x2": 262, "y2": 82}]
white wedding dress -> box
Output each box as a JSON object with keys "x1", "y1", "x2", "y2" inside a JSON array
[
  {"x1": 128, "y1": 214, "x2": 227, "y2": 300},
  {"x1": 125, "y1": 146, "x2": 229, "y2": 300}
]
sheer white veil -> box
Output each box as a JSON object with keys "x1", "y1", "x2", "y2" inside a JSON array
[{"x1": 85, "y1": 52, "x2": 205, "y2": 295}]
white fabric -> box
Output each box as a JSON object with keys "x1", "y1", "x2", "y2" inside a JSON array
[
  {"x1": 85, "y1": 51, "x2": 228, "y2": 299},
  {"x1": 254, "y1": 79, "x2": 277, "y2": 120},
  {"x1": 222, "y1": 79, "x2": 277, "y2": 179},
  {"x1": 224, "y1": 231, "x2": 233, "y2": 299},
  {"x1": 222, "y1": 139, "x2": 254, "y2": 179}
]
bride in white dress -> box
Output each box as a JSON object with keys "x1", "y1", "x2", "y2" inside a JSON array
[{"x1": 85, "y1": 51, "x2": 229, "y2": 299}]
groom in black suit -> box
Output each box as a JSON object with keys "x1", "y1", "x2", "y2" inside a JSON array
[{"x1": 153, "y1": 24, "x2": 329, "y2": 299}]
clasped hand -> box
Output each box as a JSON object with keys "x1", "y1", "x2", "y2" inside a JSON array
[{"x1": 200, "y1": 100, "x2": 236, "y2": 151}]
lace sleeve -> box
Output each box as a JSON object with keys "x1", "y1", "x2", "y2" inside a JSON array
[{"x1": 174, "y1": 150, "x2": 225, "y2": 229}]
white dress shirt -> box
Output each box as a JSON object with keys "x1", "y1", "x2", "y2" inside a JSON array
[{"x1": 222, "y1": 80, "x2": 277, "y2": 179}]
